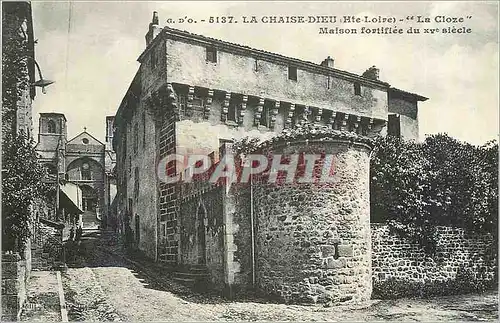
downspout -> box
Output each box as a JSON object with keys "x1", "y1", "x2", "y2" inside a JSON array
[{"x1": 250, "y1": 174, "x2": 256, "y2": 287}]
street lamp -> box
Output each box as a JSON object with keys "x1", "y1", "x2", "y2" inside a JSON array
[
  {"x1": 16, "y1": 55, "x2": 55, "y2": 94},
  {"x1": 30, "y1": 58, "x2": 55, "y2": 94}
]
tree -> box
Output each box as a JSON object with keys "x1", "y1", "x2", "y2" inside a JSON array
[
  {"x1": 2, "y1": 130, "x2": 53, "y2": 252},
  {"x1": 2, "y1": 3, "x2": 52, "y2": 252},
  {"x1": 370, "y1": 134, "x2": 498, "y2": 254}
]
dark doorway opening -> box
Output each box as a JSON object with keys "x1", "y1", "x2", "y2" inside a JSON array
[
  {"x1": 135, "y1": 214, "x2": 140, "y2": 246},
  {"x1": 196, "y1": 204, "x2": 207, "y2": 265}
]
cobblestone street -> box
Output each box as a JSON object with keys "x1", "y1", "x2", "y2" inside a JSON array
[{"x1": 58, "y1": 230, "x2": 498, "y2": 322}]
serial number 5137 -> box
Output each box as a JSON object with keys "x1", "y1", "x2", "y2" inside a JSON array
[{"x1": 208, "y1": 16, "x2": 236, "y2": 23}]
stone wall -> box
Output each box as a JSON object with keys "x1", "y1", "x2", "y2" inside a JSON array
[
  {"x1": 228, "y1": 183, "x2": 253, "y2": 288},
  {"x1": 158, "y1": 113, "x2": 179, "y2": 263},
  {"x1": 253, "y1": 139, "x2": 372, "y2": 304},
  {"x1": 1, "y1": 253, "x2": 28, "y2": 321},
  {"x1": 32, "y1": 221, "x2": 64, "y2": 270},
  {"x1": 165, "y1": 38, "x2": 388, "y2": 120},
  {"x1": 371, "y1": 224, "x2": 497, "y2": 283},
  {"x1": 388, "y1": 95, "x2": 419, "y2": 141}
]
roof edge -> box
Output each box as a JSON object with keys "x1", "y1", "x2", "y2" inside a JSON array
[
  {"x1": 390, "y1": 87, "x2": 428, "y2": 102},
  {"x1": 137, "y1": 26, "x2": 391, "y2": 89}
]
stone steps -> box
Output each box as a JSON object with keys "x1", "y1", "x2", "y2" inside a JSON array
[{"x1": 172, "y1": 265, "x2": 209, "y2": 290}]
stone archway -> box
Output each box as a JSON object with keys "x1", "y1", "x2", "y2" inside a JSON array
[{"x1": 80, "y1": 184, "x2": 98, "y2": 228}]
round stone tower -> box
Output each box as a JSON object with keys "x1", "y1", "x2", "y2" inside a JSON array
[{"x1": 252, "y1": 131, "x2": 373, "y2": 304}]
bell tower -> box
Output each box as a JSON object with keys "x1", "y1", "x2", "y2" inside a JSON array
[{"x1": 36, "y1": 113, "x2": 67, "y2": 169}]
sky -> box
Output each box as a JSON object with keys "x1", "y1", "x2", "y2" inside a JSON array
[{"x1": 30, "y1": 1, "x2": 498, "y2": 145}]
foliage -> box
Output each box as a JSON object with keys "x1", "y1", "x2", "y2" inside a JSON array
[
  {"x1": 372, "y1": 267, "x2": 497, "y2": 299},
  {"x1": 2, "y1": 131, "x2": 53, "y2": 252},
  {"x1": 2, "y1": 12, "x2": 29, "y2": 137},
  {"x1": 371, "y1": 134, "x2": 498, "y2": 253},
  {"x1": 232, "y1": 120, "x2": 374, "y2": 157},
  {"x1": 2, "y1": 10, "x2": 52, "y2": 252}
]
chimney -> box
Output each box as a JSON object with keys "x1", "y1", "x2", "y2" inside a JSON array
[
  {"x1": 145, "y1": 11, "x2": 162, "y2": 46},
  {"x1": 362, "y1": 65, "x2": 380, "y2": 80},
  {"x1": 320, "y1": 56, "x2": 335, "y2": 68}
]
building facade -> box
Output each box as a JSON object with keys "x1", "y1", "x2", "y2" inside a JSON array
[
  {"x1": 35, "y1": 113, "x2": 117, "y2": 229},
  {"x1": 113, "y1": 13, "x2": 428, "y2": 302}
]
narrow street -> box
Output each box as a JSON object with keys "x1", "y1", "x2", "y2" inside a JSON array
[{"x1": 59, "y1": 230, "x2": 499, "y2": 322}]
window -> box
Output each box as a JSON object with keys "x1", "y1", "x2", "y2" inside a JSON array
[
  {"x1": 134, "y1": 167, "x2": 139, "y2": 200},
  {"x1": 151, "y1": 49, "x2": 157, "y2": 69},
  {"x1": 133, "y1": 123, "x2": 138, "y2": 154},
  {"x1": 254, "y1": 59, "x2": 258, "y2": 72},
  {"x1": 142, "y1": 112, "x2": 146, "y2": 148},
  {"x1": 354, "y1": 82, "x2": 362, "y2": 96},
  {"x1": 288, "y1": 65, "x2": 297, "y2": 81},
  {"x1": 260, "y1": 104, "x2": 270, "y2": 127},
  {"x1": 128, "y1": 198, "x2": 133, "y2": 215},
  {"x1": 47, "y1": 120, "x2": 56, "y2": 133},
  {"x1": 227, "y1": 103, "x2": 239, "y2": 123},
  {"x1": 388, "y1": 114, "x2": 401, "y2": 138},
  {"x1": 178, "y1": 94, "x2": 188, "y2": 118},
  {"x1": 219, "y1": 139, "x2": 234, "y2": 158},
  {"x1": 206, "y1": 47, "x2": 217, "y2": 63},
  {"x1": 122, "y1": 126, "x2": 127, "y2": 157},
  {"x1": 82, "y1": 138, "x2": 89, "y2": 144},
  {"x1": 81, "y1": 162, "x2": 91, "y2": 180},
  {"x1": 46, "y1": 164, "x2": 57, "y2": 175}
]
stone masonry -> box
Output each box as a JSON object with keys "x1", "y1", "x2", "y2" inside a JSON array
[
  {"x1": 1, "y1": 253, "x2": 28, "y2": 321},
  {"x1": 252, "y1": 139, "x2": 372, "y2": 304},
  {"x1": 372, "y1": 224, "x2": 497, "y2": 283}
]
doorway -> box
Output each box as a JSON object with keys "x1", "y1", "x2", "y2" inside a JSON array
[
  {"x1": 135, "y1": 214, "x2": 140, "y2": 246},
  {"x1": 196, "y1": 203, "x2": 207, "y2": 265}
]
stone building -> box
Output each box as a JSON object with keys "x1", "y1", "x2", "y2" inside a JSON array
[
  {"x1": 113, "y1": 13, "x2": 428, "y2": 303},
  {"x1": 35, "y1": 113, "x2": 117, "y2": 229}
]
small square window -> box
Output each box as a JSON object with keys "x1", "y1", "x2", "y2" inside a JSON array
[
  {"x1": 288, "y1": 65, "x2": 297, "y2": 81},
  {"x1": 354, "y1": 82, "x2": 361, "y2": 96},
  {"x1": 206, "y1": 47, "x2": 217, "y2": 63},
  {"x1": 151, "y1": 50, "x2": 157, "y2": 69}
]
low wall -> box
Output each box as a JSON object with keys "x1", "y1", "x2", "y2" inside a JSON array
[
  {"x1": 371, "y1": 224, "x2": 497, "y2": 284},
  {"x1": 1, "y1": 253, "x2": 28, "y2": 321},
  {"x1": 32, "y1": 221, "x2": 64, "y2": 270}
]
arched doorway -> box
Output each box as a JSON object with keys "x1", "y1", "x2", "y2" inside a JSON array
[
  {"x1": 80, "y1": 185, "x2": 98, "y2": 228},
  {"x1": 196, "y1": 203, "x2": 207, "y2": 265}
]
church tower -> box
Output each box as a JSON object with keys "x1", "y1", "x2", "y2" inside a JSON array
[{"x1": 36, "y1": 113, "x2": 68, "y2": 174}]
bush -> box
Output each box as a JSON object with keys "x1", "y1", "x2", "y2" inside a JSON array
[{"x1": 370, "y1": 134, "x2": 498, "y2": 254}]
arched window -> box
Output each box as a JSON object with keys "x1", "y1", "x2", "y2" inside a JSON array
[
  {"x1": 46, "y1": 164, "x2": 57, "y2": 175},
  {"x1": 47, "y1": 120, "x2": 56, "y2": 133},
  {"x1": 81, "y1": 162, "x2": 91, "y2": 180}
]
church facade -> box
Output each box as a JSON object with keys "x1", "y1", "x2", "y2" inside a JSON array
[{"x1": 35, "y1": 113, "x2": 116, "y2": 229}]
